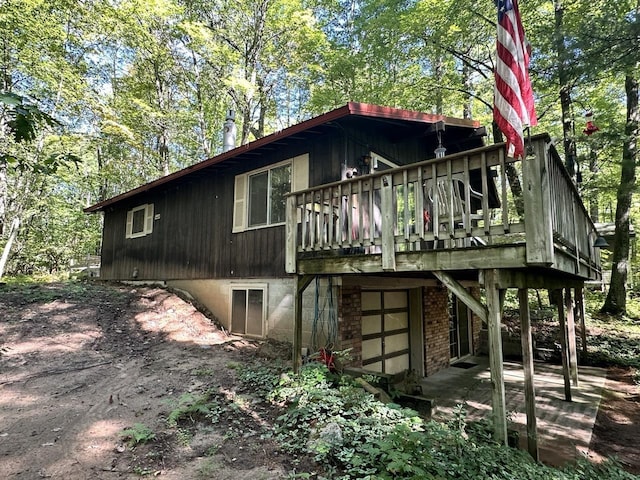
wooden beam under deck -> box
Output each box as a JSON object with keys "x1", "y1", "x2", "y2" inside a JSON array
[
  {"x1": 296, "y1": 244, "x2": 529, "y2": 276},
  {"x1": 433, "y1": 271, "x2": 487, "y2": 323}
]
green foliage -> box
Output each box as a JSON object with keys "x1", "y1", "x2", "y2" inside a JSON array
[
  {"x1": 230, "y1": 361, "x2": 282, "y2": 398},
  {"x1": 583, "y1": 290, "x2": 640, "y2": 369},
  {"x1": 119, "y1": 423, "x2": 156, "y2": 446},
  {"x1": 166, "y1": 391, "x2": 224, "y2": 427},
  {"x1": 0, "y1": 279, "x2": 96, "y2": 303},
  {"x1": 232, "y1": 361, "x2": 638, "y2": 480}
]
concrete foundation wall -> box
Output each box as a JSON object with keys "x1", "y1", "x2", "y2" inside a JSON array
[
  {"x1": 168, "y1": 277, "x2": 338, "y2": 346},
  {"x1": 166, "y1": 279, "x2": 453, "y2": 377}
]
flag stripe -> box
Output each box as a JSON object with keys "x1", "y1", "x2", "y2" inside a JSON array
[{"x1": 494, "y1": 0, "x2": 537, "y2": 159}]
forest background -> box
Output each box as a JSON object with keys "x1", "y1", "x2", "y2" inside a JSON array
[{"x1": 0, "y1": 0, "x2": 638, "y2": 312}]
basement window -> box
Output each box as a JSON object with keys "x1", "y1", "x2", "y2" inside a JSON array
[
  {"x1": 230, "y1": 285, "x2": 266, "y2": 337},
  {"x1": 126, "y1": 203, "x2": 154, "y2": 239}
]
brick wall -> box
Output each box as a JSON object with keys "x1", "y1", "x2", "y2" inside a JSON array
[
  {"x1": 423, "y1": 286, "x2": 450, "y2": 375},
  {"x1": 337, "y1": 285, "x2": 362, "y2": 367},
  {"x1": 469, "y1": 286, "x2": 483, "y2": 355},
  {"x1": 337, "y1": 284, "x2": 456, "y2": 376}
]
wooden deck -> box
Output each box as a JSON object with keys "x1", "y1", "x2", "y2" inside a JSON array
[{"x1": 286, "y1": 134, "x2": 601, "y2": 282}]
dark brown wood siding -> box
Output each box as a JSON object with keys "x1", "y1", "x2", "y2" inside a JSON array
[{"x1": 98, "y1": 121, "x2": 479, "y2": 281}]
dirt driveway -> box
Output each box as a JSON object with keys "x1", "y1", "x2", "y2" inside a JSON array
[
  {"x1": 1, "y1": 282, "x2": 639, "y2": 478},
  {"x1": 0, "y1": 282, "x2": 291, "y2": 479}
]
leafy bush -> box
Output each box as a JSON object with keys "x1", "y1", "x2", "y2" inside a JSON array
[
  {"x1": 166, "y1": 391, "x2": 224, "y2": 427},
  {"x1": 230, "y1": 360, "x2": 282, "y2": 398},
  {"x1": 120, "y1": 423, "x2": 156, "y2": 446},
  {"x1": 235, "y1": 362, "x2": 639, "y2": 480}
]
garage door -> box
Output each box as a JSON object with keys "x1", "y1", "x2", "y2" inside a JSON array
[{"x1": 361, "y1": 290, "x2": 410, "y2": 375}]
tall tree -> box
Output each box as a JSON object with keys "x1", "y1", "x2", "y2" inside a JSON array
[
  {"x1": 602, "y1": 74, "x2": 638, "y2": 314},
  {"x1": 569, "y1": 0, "x2": 640, "y2": 314}
]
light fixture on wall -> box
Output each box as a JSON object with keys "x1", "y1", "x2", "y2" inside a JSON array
[
  {"x1": 593, "y1": 236, "x2": 609, "y2": 248},
  {"x1": 434, "y1": 121, "x2": 446, "y2": 158}
]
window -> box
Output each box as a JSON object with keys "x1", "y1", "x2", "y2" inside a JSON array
[
  {"x1": 126, "y1": 203, "x2": 154, "y2": 238},
  {"x1": 233, "y1": 154, "x2": 308, "y2": 232},
  {"x1": 230, "y1": 286, "x2": 266, "y2": 337}
]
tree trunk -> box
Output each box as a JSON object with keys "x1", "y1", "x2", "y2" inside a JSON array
[
  {"x1": 462, "y1": 61, "x2": 472, "y2": 120},
  {"x1": 0, "y1": 162, "x2": 6, "y2": 235},
  {"x1": 554, "y1": 0, "x2": 577, "y2": 178},
  {"x1": 0, "y1": 217, "x2": 19, "y2": 279},
  {"x1": 602, "y1": 74, "x2": 638, "y2": 315},
  {"x1": 434, "y1": 50, "x2": 444, "y2": 115},
  {"x1": 588, "y1": 147, "x2": 599, "y2": 222},
  {"x1": 492, "y1": 121, "x2": 525, "y2": 218}
]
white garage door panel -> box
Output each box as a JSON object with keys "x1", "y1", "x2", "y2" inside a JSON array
[{"x1": 361, "y1": 290, "x2": 410, "y2": 374}]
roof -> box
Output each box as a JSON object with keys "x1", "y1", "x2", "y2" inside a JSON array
[
  {"x1": 595, "y1": 222, "x2": 635, "y2": 238},
  {"x1": 85, "y1": 102, "x2": 482, "y2": 213}
]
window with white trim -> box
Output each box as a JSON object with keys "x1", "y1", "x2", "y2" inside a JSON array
[
  {"x1": 126, "y1": 203, "x2": 154, "y2": 238},
  {"x1": 233, "y1": 153, "x2": 309, "y2": 232},
  {"x1": 230, "y1": 285, "x2": 266, "y2": 337}
]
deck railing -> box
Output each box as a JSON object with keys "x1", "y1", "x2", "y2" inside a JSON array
[{"x1": 286, "y1": 135, "x2": 601, "y2": 277}]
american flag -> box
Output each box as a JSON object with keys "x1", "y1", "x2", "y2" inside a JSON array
[{"x1": 494, "y1": 0, "x2": 537, "y2": 158}]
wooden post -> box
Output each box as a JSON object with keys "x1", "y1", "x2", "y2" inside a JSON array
[
  {"x1": 575, "y1": 286, "x2": 587, "y2": 355},
  {"x1": 380, "y1": 174, "x2": 396, "y2": 271},
  {"x1": 554, "y1": 289, "x2": 572, "y2": 402},
  {"x1": 285, "y1": 195, "x2": 298, "y2": 274},
  {"x1": 293, "y1": 275, "x2": 314, "y2": 373},
  {"x1": 522, "y1": 139, "x2": 554, "y2": 266},
  {"x1": 485, "y1": 269, "x2": 507, "y2": 445},
  {"x1": 565, "y1": 289, "x2": 579, "y2": 387},
  {"x1": 519, "y1": 288, "x2": 539, "y2": 461}
]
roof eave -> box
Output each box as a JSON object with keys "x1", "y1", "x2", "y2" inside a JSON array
[{"x1": 84, "y1": 102, "x2": 480, "y2": 213}]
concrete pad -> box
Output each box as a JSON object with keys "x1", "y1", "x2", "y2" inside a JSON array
[{"x1": 420, "y1": 356, "x2": 607, "y2": 467}]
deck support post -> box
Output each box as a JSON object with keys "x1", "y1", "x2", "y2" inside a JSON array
[
  {"x1": 293, "y1": 274, "x2": 315, "y2": 373},
  {"x1": 553, "y1": 289, "x2": 572, "y2": 401},
  {"x1": 575, "y1": 286, "x2": 587, "y2": 355},
  {"x1": 484, "y1": 269, "x2": 507, "y2": 445},
  {"x1": 519, "y1": 288, "x2": 539, "y2": 461},
  {"x1": 565, "y1": 289, "x2": 579, "y2": 387}
]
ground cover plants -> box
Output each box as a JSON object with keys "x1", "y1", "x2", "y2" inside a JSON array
[
  {"x1": 1, "y1": 279, "x2": 638, "y2": 478},
  {"x1": 232, "y1": 361, "x2": 638, "y2": 480}
]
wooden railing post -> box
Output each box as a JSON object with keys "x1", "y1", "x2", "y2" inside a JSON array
[
  {"x1": 381, "y1": 174, "x2": 396, "y2": 271},
  {"x1": 522, "y1": 139, "x2": 554, "y2": 265},
  {"x1": 285, "y1": 195, "x2": 298, "y2": 274}
]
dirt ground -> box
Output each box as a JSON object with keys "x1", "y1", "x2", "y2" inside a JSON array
[
  {"x1": 1, "y1": 282, "x2": 639, "y2": 479},
  {"x1": 0, "y1": 282, "x2": 296, "y2": 479},
  {"x1": 589, "y1": 368, "x2": 640, "y2": 474}
]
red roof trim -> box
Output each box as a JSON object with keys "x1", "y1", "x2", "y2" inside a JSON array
[{"x1": 84, "y1": 102, "x2": 480, "y2": 212}]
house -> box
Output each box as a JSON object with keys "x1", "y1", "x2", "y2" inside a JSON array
[
  {"x1": 86, "y1": 102, "x2": 602, "y2": 450},
  {"x1": 85, "y1": 102, "x2": 489, "y2": 350}
]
